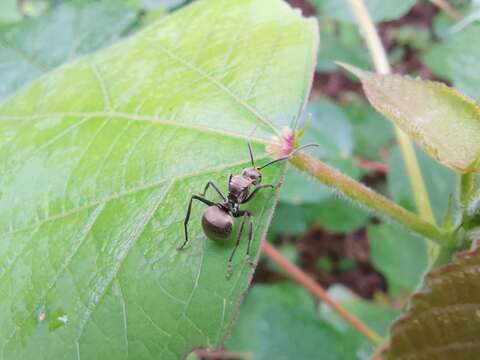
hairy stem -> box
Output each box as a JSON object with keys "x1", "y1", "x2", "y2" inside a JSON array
[
  {"x1": 460, "y1": 173, "x2": 475, "y2": 217},
  {"x1": 348, "y1": 0, "x2": 439, "y2": 260},
  {"x1": 291, "y1": 153, "x2": 451, "y2": 244},
  {"x1": 261, "y1": 242, "x2": 384, "y2": 346}
]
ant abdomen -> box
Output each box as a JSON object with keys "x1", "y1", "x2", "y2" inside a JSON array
[{"x1": 202, "y1": 205, "x2": 233, "y2": 241}]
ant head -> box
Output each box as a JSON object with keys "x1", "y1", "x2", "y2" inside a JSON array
[{"x1": 242, "y1": 167, "x2": 262, "y2": 185}]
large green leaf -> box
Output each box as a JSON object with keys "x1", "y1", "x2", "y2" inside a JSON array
[
  {"x1": 382, "y1": 246, "x2": 480, "y2": 359},
  {"x1": 341, "y1": 64, "x2": 480, "y2": 173},
  {"x1": 0, "y1": 0, "x2": 318, "y2": 358},
  {"x1": 0, "y1": 0, "x2": 139, "y2": 101}
]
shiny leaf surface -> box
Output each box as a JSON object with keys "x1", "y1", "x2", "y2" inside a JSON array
[{"x1": 0, "y1": 0, "x2": 318, "y2": 358}]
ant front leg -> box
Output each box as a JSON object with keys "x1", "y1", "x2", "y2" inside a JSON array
[
  {"x1": 178, "y1": 195, "x2": 215, "y2": 251},
  {"x1": 201, "y1": 181, "x2": 227, "y2": 202},
  {"x1": 241, "y1": 183, "x2": 278, "y2": 204}
]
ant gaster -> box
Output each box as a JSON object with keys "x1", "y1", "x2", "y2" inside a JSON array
[{"x1": 178, "y1": 141, "x2": 317, "y2": 277}]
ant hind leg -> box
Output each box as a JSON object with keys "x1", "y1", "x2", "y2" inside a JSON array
[
  {"x1": 178, "y1": 195, "x2": 215, "y2": 251},
  {"x1": 225, "y1": 212, "x2": 249, "y2": 279}
]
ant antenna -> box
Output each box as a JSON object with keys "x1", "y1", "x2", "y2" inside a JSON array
[
  {"x1": 257, "y1": 143, "x2": 319, "y2": 170},
  {"x1": 246, "y1": 124, "x2": 260, "y2": 167},
  {"x1": 247, "y1": 141, "x2": 255, "y2": 167}
]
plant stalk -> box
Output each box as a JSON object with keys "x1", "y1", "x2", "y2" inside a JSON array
[
  {"x1": 291, "y1": 153, "x2": 450, "y2": 244},
  {"x1": 348, "y1": 0, "x2": 439, "y2": 261},
  {"x1": 460, "y1": 173, "x2": 475, "y2": 217},
  {"x1": 261, "y1": 242, "x2": 384, "y2": 346}
]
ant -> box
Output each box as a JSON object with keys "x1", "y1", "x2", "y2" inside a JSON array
[{"x1": 178, "y1": 140, "x2": 318, "y2": 277}]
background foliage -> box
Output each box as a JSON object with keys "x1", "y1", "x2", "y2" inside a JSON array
[{"x1": 1, "y1": 0, "x2": 479, "y2": 359}]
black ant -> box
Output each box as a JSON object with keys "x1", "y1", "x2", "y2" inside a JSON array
[{"x1": 178, "y1": 140, "x2": 317, "y2": 277}]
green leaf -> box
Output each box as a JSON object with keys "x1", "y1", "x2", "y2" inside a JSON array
[
  {"x1": 0, "y1": 0, "x2": 22, "y2": 24},
  {"x1": 340, "y1": 63, "x2": 480, "y2": 173},
  {"x1": 269, "y1": 202, "x2": 309, "y2": 236},
  {"x1": 423, "y1": 24, "x2": 480, "y2": 102},
  {"x1": 382, "y1": 246, "x2": 480, "y2": 359},
  {"x1": 316, "y1": 22, "x2": 371, "y2": 73},
  {"x1": 0, "y1": 0, "x2": 139, "y2": 100},
  {"x1": 312, "y1": 0, "x2": 416, "y2": 23},
  {"x1": 388, "y1": 145, "x2": 457, "y2": 225},
  {"x1": 368, "y1": 223, "x2": 428, "y2": 298},
  {"x1": 305, "y1": 195, "x2": 370, "y2": 234},
  {"x1": 227, "y1": 283, "x2": 399, "y2": 360},
  {"x1": 0, "y1": 0, "x2": 318, "y2": 358},
  {"x1": 342, "y1": 95, "x2": 394, "y2": 161}
]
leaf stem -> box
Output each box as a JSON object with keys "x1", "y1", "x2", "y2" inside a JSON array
[
  {"x1": 348, "y1": 0, "x2": 439, "y2": 259},
  {"x1": 291, "y1": 153, "x2": 450, "y2": 244},
  {"x1": 261, "y1": 242, "x2": 383, "y2": 346},
  {"x1": 460, "y1": 173, "x2": 475, "y2": 217},
  {"x1": 429, "y1": 0, "x2": 463, "y2": 21}
]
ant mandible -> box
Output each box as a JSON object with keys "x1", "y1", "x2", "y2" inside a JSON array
[{"x1": 178, "y1": 140, "x2": 317, "y2": 277}]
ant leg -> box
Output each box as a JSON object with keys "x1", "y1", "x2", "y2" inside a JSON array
[
  {"x1": 245, "y1": 214, "x2": 255, "y2": 266},
  {"x1": 225, "y1": 212, "x2": 249, "y2": 278},
  {"x1": 201, "y1": 181, "x2": 226, "y2": 202},
  {"x1": 178, "y1": 195, "x2": 215, "y2": 251},
  {"x1": 241, "y1": 184, "x2": 277, "y2": 204}
]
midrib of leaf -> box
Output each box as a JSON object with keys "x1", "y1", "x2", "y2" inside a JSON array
[
  {"x1": 1, "y1": 154, "x2": 274, "y2": 356},
  {"x1": 1, "y1": 155, "x2": 269, "y2": 237}
]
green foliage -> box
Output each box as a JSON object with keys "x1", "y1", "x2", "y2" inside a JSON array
[
  {"x1": 0, "y1": 0, "x2": 23, "y2": 24},
  {"x1": 271, "y1": 98, "x2": 370, "y2": 236},
  {"x1": 316, "y1": 22, "x2": 371, "y2": 73},
  {"x1": 382, "y1": 246, "x2": 480, "y2": 359},
  {"x1": 228, "y1": 283, "x2": 399, "y2": 359},
  {"x1": 0, "y1": 0, "x2": 139, "y2": 101},
  {"x1": 0, "y1": 0, "x2": 318, "y2": 358},
  {"x1": 423, "y1": 25, "x2": 480, "y2": 102},
  {"x1": 342, "y1": 95, "x2": 394, "y2": 161},
  {"x1": 341, "y1": 63, "x2": 480, "y2": 173},
  {"x1": 368, "y1": 224, "x2": 428, "y2": 298},
  {"x1": 312, "y1": 0, "x2": 416, "y2": 23},
  {"x1": 388, "y1": 145, "x2": 457, "y2": 225}
]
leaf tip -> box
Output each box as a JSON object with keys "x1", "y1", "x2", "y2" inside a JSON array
[{"x1": 335, "y1": 62, "x2": 367, "y2": 79}]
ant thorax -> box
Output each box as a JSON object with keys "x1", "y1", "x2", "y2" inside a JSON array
[{"x1": 228, "y1": 174, "x2": 252, "y2": 203}]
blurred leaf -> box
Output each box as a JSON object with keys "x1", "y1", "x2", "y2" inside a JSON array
[
  {"x1": 228, "y1": 283, "x2": 374, "y2": 360},
  {"x1": 316, "y1": 22, "x2": 370, "y2": 73},
  {"x1": 312, "y1": 0, "x2": 415, "y2": 23},
  {"x1": 388, "y1": 145, "x2": 457, "y2": 225},
  {"x1": 342, "y1": 95, "x2": 394, "y2": 160},
  {"x1": 303, "y1": 98, "x2": 354, "y2": 157},
  {"x1": 320, "y1": 285, "x2": 400, "y2": 350},
  {"x1": 423, "y1": 25, "x2": 480, "y2": 102},
  {"x1": 0, "y1": 0, "x2": 139, "y2": 100},
  {"x1": 269, "y1": 202, "x2": 309, "y2": 236},
  {"x1": 0, "y1": 0, "x2": 22, "y2": 24},
  {"x1": 341, "y1": 64, "x2": 480, "y2": 173},
  {"x1": 368, "y1": 223, "x2": 428, "y2": 298},
  {"x1": 306, "y1": 195, "x2": 370, "y2": 234},
  {"x1": 387, "y1": 25, "x2": 431, "y2": 51},
  {"x1": 279, "y1": 99, "x2": 356, "y2": 205},
  {"x1": 382, "y1": 246, "x2": 480, "y2": 359},
  {"x1": 0, "y1": 0, "x2": 318, "y2": 358}
]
